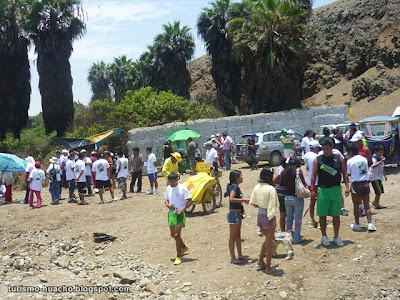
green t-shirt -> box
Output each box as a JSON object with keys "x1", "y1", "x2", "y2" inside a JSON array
[{"x1": 280, "y1": 135, "x2": 292, "y2": 149}]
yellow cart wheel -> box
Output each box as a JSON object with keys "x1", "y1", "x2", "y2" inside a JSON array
[
  {"x1": 202, "y1": 190, "x2": 216, "y2": 214},
  {"x1": 214, "y1": 183, "x2": 223, "y2": 208}
]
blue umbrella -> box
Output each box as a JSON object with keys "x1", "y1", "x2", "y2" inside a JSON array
[{"x1": 0, "y1": 153, "x2": 27, "y2": 172}]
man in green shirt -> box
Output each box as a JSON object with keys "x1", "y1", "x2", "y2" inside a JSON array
[{"x1": 280, "y1": 128, "x2": 294, "y2": 159}]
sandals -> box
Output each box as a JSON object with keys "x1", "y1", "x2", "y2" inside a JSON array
[
  {"x1": 238, "y1": 256, "x2": 248, "y2": 261},
  {"x1": 231, "y1": 259, "x2": 244, "y2": 265},
  {"x1": 372, "y1": 203, "x2": 385, "y2": 209}
]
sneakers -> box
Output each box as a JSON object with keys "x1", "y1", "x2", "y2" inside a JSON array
[
  {"x1": 120, "y1": 195, "x2": 127, "y2": 200},
  {"x1": 181, "y1": 245, "x2": 189, "y2": 255},
  {"x1": 174, "y1": 257, "x2": 182, "y2": 265},
  {"x1": 341, "y1": 208, "x2": 349, "y2": 216},
  {"x1": 350, "y1": 223, "x2": 361, "y2": 231},
  {"x1": 99, "y1": 200, "x2": 104, "y2": 204},
  {"x1": 309, "y1": 220, "x2": 318, "y2": 228},
  {"x1": 367, "y1": 223, "x2": 376, "y2": 232},
  {"x1": 146, "y1": 191, "x2": 153, "y2": 195},
  {"x1": 79, "y1": 201, "x2": 89, "y2": 205},
  {"x1": 321, "y1": 236, "x2": 330, "y2": 246},
  {"x1": 333, "y1": 236, "x2": 344, "y2": 247},
  {"x1": 68, "y1": 199, "x2": 77, "y2": 203}
]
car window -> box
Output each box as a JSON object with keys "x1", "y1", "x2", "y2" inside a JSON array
[
  {"x1": 294, "y1": 133, "x2": 303, "y2": 141},
  {"x1": 263, "y1": 134, "x2": 274, "y2": 142},
  {"x1": 239, "y1": 135, "x2": 259, "y2": 144},
  {"x1": 273, "y1": 133, "x2": 282, "y2": 141}
]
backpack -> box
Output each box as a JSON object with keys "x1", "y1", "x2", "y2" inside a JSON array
[{"x1": 49, "y1": 164, "x2": 57, "y2": 182}]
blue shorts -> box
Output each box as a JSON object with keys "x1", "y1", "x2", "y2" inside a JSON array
[
  {"x1": 148, "y1": 173, "x2": 158, "y2": 180},
  {"x1": 227, "y1": 211, "x2": 242, "y2": 224}
]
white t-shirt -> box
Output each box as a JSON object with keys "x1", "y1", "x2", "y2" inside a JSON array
[
  {"x1": 301, "y1": 137, "x2": 313, "y2": 157},
  {"x1": 147, "y1": 153, "x2": 157, "y2": 174},
  {"x1": 164, "y1": 183, "x2": 191, "y2": 212},
  {"x1": 83, "y1": 157, "x2": 92, "y2": 176},
  {"x1": 117, "y1": 157, "x2": 129, "y2": 178},
  {"x1": 92, "y1": 159, "x2": 109, "y2": 181},
  {"x1": 46, "y1": 163, "x2": 61, "y2": 182},
  {"x1": 25, "y1": 163, "x2": 35, "y2": 176},
  {"x1": 29, "y1": 168, "x2": 45, "y2": 191},
  {"x1": 205, "y1": 148, "x2": 218, "y2": 165},
  {"x1": 74, "y1": 160, "x2": 86, "y2": 183},
  {"x1": 65, "y1": 159, "x2": 75, "y2": 181},
  {"x1": 370, "y1": 155, "x2": 385, "y2": 181},
  {"x1": 304, "y1": 151, "x2": 318, "y2": 186},
  {"x1": 318, "y1": 149, "x2": 344, "y2": 159},
  {"x1": 347, "y1": 155, "x2": 369, "y2": 183}
]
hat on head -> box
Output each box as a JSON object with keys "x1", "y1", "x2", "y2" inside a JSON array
[
  {"x1": 216, "y1": 133, "x2": 221, "y2": 137},
  {"x1": 91, "y1": 151, "x2": 96, "y2": 155},
  {"x1": 210, "y1": 135, "x2": 216, "y2": 139},
  {"x1": 171, "y1": 152, "x2": 182, "y2": 163},
  {"x1": 49, "y1": 157, "x2": 57, "y2": 163},
  {"x1": 310, "y1": 140, "x2": 321, "y2": 149},
  {"x1": 287, "y1": 129, "x2": 294, "y2": 134},
  {"x1": 35, "y1": 161, "x2": 41, "y2": 168},
  {"x1": 350, "y1": 123, "x2": 357, "y2": 128},
  {"x1": 252, "y1": 133, "x2": 257, "y2": 137},
  {"x1": 188, "y1": 137, "x2": 193, "y2": 141},
  {"x1": 62, "y1": 149, "x2": 68, "y2": 154},
  {"x1": 350, "y1": 132, "x2": 363, "y2": 142},
  {"x1": 281, "y1": 128, "x2": 287, "y2": 133},
  {"x1": 80, "y1": 149, "x2": 87, "y2": 153},
  {"x1": 55, "y1": 150, "x2": 61, "y2": 154},
  {"x1": 205, "y1": 141, "x2": 212, "y2": 147}
]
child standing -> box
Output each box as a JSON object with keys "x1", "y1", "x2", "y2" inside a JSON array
[
  {"x1": 164, "y1": 172, "x2": 192, "y2": 265},
  {"x1": 225, "y1": 170, "x2": 250, "y2": 264},
  {"x1": 370, "y1": 144, "x2": 387, "y2": 209},
  {"x1": 346, "y1": 142, "x2": 376, "y2": 232},
  {"x1": 29, "y1": 162, "x2": 45, "y2": 208},
  {"x1": 250, "y1": 168, "x2": 279, "y2": 273}
]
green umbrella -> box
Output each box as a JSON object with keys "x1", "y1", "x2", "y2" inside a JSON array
[{"x1": 168, "y1": 130, "x2": 201, "y2": 142}]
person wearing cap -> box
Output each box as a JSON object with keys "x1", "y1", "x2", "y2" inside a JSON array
[
  {"x1": 246, "y1": 134, "x2": 258, "y2": 170},
  {"x1": 205, "y1": 142, "x2": 218, "y2": 165},
  {"x1": 304, "y1": 140, "x2": 321, "y2": 228},
  {"x1": 222, "y1": 131, "x2": 234, "y2": 170},
  {"x1": 29, "y1": 162, "x2": 46, "y2": 208},
  {"x1": 301, "y1": 130, "x2": 314, "y2": 158},
  {"x1": 116, "y1": 150, "x2": 129, "y2": 200},
  {"x1": 80, "y1": 149, "x2": 94, "y2": 197},
  {"x1": 162, "y1": 153, "x2": 181, "y2": 183},
  {"x1": 129, "y1": 147, "x2": 144, "y2": 193},
  {"x1": 280, "y1": 129, "x2": 294, "y2": 159},
  {"x1": 187, "y1": 137, "x2": 197, "y2": 174},
  {"x1": 311, "y1": 137, "x2": 349, "y2": 247},
  {"x1": 74, "y1": 153, "x2": 89, "y2": 205},
  {"x1": 146, "y1": 147, "x2": 158, "y2": 195},
  {"x1": 216, "y1": 133, "x2": 224, "y2": 168},
  {"x1": 210, "y1": 135, "x2": 220, "y2": 151},
  {"x1": 47, "y1": 157, "x2": 61, "y2": 205},
  {"x1": 345, "y1": 123, "x2": 358, "y2": 141},
  {"x1": 60, "y1": 149, "x2": 69, "y2": 189},
  {"x1": 350, "y1": 131, "x2": 372, "y2": 167}
]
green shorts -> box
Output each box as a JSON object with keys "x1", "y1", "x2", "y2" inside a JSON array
[
  {"x1": 168, "y1": 211, "x2": 186, "y2": 227},
  {"x1": 317, "y1": 186, "x2": 342, "y2": 217}
]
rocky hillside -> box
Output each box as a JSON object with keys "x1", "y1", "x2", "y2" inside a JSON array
[{"x1": 189, "y1": 0, "x2": 400, "y2": 120}]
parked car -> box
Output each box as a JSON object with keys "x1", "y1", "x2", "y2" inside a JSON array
[
  {"x1": 235, "y1": 131, "x2": 303, "y2": 166},
  {"x1": 316, "y1": 123, "x2": 359, "y2": 139}
]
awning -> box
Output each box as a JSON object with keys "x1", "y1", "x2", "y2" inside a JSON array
[{"x1": 88, "y1": 127, "x2": 123, "y2": 148}]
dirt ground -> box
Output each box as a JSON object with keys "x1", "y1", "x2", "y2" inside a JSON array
[{"x1": 1, "y1": 162, "x2": 400, "y2": 299}]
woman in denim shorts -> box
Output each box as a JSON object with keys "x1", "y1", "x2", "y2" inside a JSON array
[{"x1": 225, "y1": 170, "x2": 250, "y2": 265}]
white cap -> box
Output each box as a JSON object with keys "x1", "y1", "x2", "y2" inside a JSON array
[
  {"x1": 80, "y1": 149, "x2": 87, "y2": 153},
  {"x1": 210, "y1": 135, "x2": 216, "y2": 139},
  {"x1": 310, "y1": 140, "x2": 321, "y2": 148},
  {"x1": 287, "y1": 129, "x2": 294, "y2": 134},
  {"x1": 62, "y1": 149, "x2": 68, "y2": 153},
  {"x1": 350, "y1": 132, "x2": 363, "y2": 142}
]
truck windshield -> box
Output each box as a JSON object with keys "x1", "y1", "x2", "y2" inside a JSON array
[{"x1": 361, "y1": 123, "x2": 390, "y2": 138}]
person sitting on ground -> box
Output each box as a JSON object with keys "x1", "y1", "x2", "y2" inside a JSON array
[
  {"x1": 370, "y1": 143, "x2": 387, "y2": 209},
  {"x1": 164, "y1": 172, "x2": 192, "y2": 265},
  {"x1": 225, "y1": 170, "x2": 250, "y2": 265},
  {"x1": 162, "y1": 153, "x2": 181, "y2": 184},
  {"x1": 346, "y1": 142, "x2": 376, "y2": 232},
  {"x1": 250, "y1": 168, "x2": 279, "y2": 274},
  {"x1": 311, "y1": 137, "x2": 349, "y2": 247}
]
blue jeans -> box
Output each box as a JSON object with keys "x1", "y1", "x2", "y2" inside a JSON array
[
  {"x1": 85, "y1": 175, "x2": 93, "y2": 195},
  {"x1": 224, "y1": 149, "x2": 231, "y2": 170},
  {"x1": 49, "y1": 181, "x2": 61, "y2": 201},
  {"x1": 285, "y1": 195, "x2": 304, "y2": 243}
]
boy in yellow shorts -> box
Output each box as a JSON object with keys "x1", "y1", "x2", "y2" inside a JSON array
[{"x1": 164, "y1": 172, "x2": 193, "y2": 265}]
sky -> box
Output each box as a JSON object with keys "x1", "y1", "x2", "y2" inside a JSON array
[{"x1": 27, "y1": 0, "x2": 337, "y2": 116}]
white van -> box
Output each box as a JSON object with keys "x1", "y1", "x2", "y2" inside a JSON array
[{"x1": 392, "y1": 106, "x2": 400, "y2": 118}]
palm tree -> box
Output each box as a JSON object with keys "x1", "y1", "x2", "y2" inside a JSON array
[
  {"x1": 132, "y1": 45, "x2": 156, "y2": 90},
  {"x1": 153, "y1": 21, "x2": 194, "y2": 99},
  {"x1": 197, "y1": 0, "x2": 242, "y2": 115},
  {"x1": 88, "y1": 61, "x2": 111, "y2": 102},
  {"x1": 27, "y1": 0, "x2": 85, "y2": 136},
  {"x1": 0, "y1": 0, "x2": 31, "y2": 140},
  {"x1": 107, "y1": 55, "x2": 134, "y2": 103},
  {"x1": 228, "y1": 0, "x2": 309, "y2": 113}
]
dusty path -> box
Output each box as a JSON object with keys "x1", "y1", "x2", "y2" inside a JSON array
[{"x1": 1, "y1": 162, "x2": 399, "y2": 299}]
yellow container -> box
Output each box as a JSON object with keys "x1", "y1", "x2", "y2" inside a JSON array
[{"x1": 183, "y1": 172, "x2": 216, "y2": 204}]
